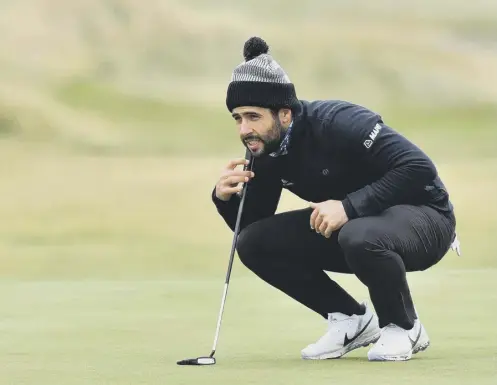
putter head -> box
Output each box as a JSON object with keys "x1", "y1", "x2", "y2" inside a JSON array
[{"x1": 177, "y1": 356, "x2": 216, "y2": 366}]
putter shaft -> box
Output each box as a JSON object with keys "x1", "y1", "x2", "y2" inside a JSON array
[{"x1": 210, "y1": 151, "x2": 254, "y2": 358}]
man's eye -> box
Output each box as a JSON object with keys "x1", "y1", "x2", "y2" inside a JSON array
[{"x1": 249, "y1": 115, "x2": 259, "y2": 120}]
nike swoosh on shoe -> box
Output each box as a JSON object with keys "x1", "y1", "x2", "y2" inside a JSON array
[
  {"x1": 408, "y1": 325, "x2": 422, "y2": 349},
  {"x1": 343, "y1": 315, "x2": 373, "y2": 347}
]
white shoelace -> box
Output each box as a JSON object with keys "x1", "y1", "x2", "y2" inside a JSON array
[
  {"x1": 320, "y1": 315, "x2": 354, "y2": 338},
  {"x1": 378, "y1": 324, "x2": 407, "y2": 344}
]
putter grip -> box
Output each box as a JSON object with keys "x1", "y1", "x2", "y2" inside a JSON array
[{"x1": 236, "y1": 150, "x2": 254, "y2": 232}]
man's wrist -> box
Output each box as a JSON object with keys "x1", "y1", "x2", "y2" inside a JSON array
[{"x1": 341, "y1": 197, "x2": 358, "y2": 220}]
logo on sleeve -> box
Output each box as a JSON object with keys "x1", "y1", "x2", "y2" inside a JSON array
[
  {"x1": 363, "y1": 123, "x2": 382, "y2": 149},
  {"x1": 281, "y1": 178, "x2": 294, "y2": 187}
]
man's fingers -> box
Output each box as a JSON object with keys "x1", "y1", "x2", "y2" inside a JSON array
[
  {"x1": 225, "y1": 175, "x2": 249, "y2": 186},
  {"x1": 324, "y1": 225, "x2": 333, "y2": 238},
  {"x1": 215, "y1": 159, "x2": 250, "y2": 201},
  {"x1": 310, "y1": 208, "x2": 319, "y2": 229},
  {"x1": 226, "y1": 158, "x2": 249, "y2": 170},
  {"x1": 318, "y1": 220, "x2": 328, "y2": 234},
  {"x1": 314, "y1": 215, "x2": 324, "y2": 232},
  {"x1": 223, "y1": 170, "x2": 254, "y2": 179},
  {"x1": 222, "y1": 184, "x2": 244, "y2": 194}
]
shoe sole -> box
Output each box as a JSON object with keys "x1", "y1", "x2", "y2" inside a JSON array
[
  {"x1": 302, "y1": 331, "x2": 381, "y2": 360},
  {"x1": 413, "y1": 339, "x2": 430, "y2": 354},
  {"x1": 368, "y1": 326, "x2": 430, "y2": 362}
]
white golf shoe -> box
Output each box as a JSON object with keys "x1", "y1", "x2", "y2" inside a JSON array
[
  {"x1": 367, "y1": 319, "x2": 430, "y2": 361},
  {"x1": 301, "y1": 302, "x2": 381, "y2": 360}
]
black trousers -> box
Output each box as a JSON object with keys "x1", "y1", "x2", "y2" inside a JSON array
[{"x1": 236, "y1": 204, "x2": 456, "y2": 330}]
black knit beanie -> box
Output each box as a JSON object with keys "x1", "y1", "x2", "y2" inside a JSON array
[{"x1": 226, "y1": 37, "x2": 299, "y2": 112}]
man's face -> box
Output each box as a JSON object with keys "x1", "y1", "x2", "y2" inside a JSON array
[{"x1": 232, "y1": 106, "x2": 290, "y2": 157}]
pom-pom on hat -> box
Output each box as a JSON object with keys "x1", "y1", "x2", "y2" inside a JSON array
[{"x1": 226, "y1": 37, "x2": 299, "y2": 112}]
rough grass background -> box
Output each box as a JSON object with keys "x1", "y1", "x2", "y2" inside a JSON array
[{"x1": 0, "y1": 1, "x2": 496, "y2": 384}]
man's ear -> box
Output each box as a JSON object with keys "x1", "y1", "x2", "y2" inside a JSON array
[{"x1": 279, "y1": 108, "x2": 292, "y2": 126}]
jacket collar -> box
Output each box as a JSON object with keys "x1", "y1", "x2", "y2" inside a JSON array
[{"x1": 269, "y1": 101, "x2": 304, "y2": 157}]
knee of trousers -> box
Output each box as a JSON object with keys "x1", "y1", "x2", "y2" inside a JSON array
[
  {"x1": 236, "y1": 222, "x2": 265, "y2": 270},
  {"x1": 338, "y1": 220, "x2": 387, "y2": 266}
]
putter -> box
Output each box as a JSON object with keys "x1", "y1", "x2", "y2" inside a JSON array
[{"x1": 177, "y1": 151, "x2": 254, "y2": 366}]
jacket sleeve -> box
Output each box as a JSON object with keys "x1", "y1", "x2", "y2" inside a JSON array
[
  {"x1": 330, "y1": 107, "x2": 438, "y2": 219},
  {"x1": 212, "y1": 156, "x2": 283, "y2": 232}
]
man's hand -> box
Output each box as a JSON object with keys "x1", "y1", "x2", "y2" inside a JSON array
[
  {"x1": 309, "y1": 200, "x2": 349, "y2": 238},
  {"x1": 215, "y1": 158, "x2": 255, "y2": 201}
]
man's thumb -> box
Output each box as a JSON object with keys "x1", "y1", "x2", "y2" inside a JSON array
[{"x1": 309, "y1": 201, "x2": 316, "y2": 208}]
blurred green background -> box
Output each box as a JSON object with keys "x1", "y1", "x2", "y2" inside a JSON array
[{"x1": 0, "y1": 1, "x2": 496, "y2": 384}]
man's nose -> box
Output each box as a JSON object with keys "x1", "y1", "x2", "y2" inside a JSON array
[{"x1": 239, "y1": 122, "x2": 252, "y2": 137}]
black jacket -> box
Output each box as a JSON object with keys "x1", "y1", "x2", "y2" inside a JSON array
[{"x1": 212, "y1": 99, "x2": 454, "y2": 231}]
